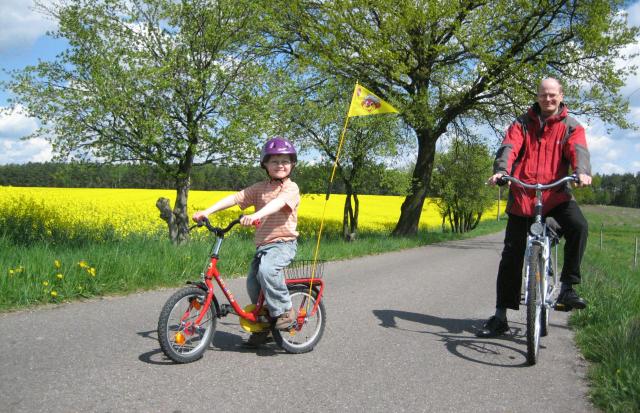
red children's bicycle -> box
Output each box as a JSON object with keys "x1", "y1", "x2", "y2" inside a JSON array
[{"x1": 157, "y1": 217, "x2": 326, "y2": 363}]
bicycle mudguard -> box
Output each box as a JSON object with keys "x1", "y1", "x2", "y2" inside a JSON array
[
  {"x1": 185, "y1": 281, "x2": 221, "y2": 317},
  {"x1": 186, "y1": 280, "x2": 208, "y2": 291},
  {"x1": 286, "y1": 279, "x2": 325, "y2": 308}
]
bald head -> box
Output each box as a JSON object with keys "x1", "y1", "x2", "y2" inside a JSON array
[
  {"x1": 538, "y1": 78, "x2": 563, "y2": 95},
  {"x1": 537, "y1": 78, "x2": 564, "y2": 118}
]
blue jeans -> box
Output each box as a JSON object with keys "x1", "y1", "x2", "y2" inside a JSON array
[{"x1": 247, "y1": 240, "x2": 296, "y2": 317}]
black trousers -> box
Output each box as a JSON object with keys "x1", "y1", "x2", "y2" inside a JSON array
[{"x1": 496, "y1": 201, "x2": 588, "y2": 310}]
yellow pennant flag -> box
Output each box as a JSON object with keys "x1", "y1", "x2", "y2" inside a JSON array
[{"x1": 347, "y1": 83, "x2": 398, "y2": 117}]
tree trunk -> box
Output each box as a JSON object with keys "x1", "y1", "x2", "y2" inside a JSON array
[
  {"x1": 342, "y1": 188, "x2": 359, "y2": 242},
  {"x1": 156, "y1": 177, "x2": 191, "y2": 245},
  {"x1": 342, "y1": 193, "x2": 352, "y2": 239},
  {"x1": 392, "y1": 130, "x2": 437, "y2": 236},
  {"x1": 156, "y1": 144, "x2": 194, "y2": 244},
  {"x1": 352, "y1": 193, "x2": 359, "y2": 235}
]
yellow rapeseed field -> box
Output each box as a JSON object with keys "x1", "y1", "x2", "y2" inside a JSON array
[{"x1": 0, "y1": 186, "x2": 500, "y2": 239}]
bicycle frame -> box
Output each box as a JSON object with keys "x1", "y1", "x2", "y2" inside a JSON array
[
  {"x1": 502, "y1": 174, "x2": 576, "y2": 364},
  {"x1": 503, "y1": 175, "x2": 575, "y2": 307},
  {"x1": 190, "y1": 219, "x2": 325, "y2": 331},
  {"x1": 522, "y1": 188, "x2": 555, "y2": 309}
]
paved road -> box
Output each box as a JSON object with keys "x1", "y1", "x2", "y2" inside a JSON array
[{"x1": 0, "y1": 232, "x2": 596, "y2": 413}]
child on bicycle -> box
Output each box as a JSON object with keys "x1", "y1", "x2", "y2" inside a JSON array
[{"x1": 192, "y1": 137, "x2": 300, "y2": 346}]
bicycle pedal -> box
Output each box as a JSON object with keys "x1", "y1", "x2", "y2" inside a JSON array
[{"x1": 554, "y1": 303, "x2": 571, "y2": 312}]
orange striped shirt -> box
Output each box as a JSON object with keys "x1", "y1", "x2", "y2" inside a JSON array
[{"x1": 234, "y1": 178, "x2": 299, "y2": 246}]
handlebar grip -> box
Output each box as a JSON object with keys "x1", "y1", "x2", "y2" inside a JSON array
[{"x1": 496, "y1": 174, "x2": 509, "y2": 186}]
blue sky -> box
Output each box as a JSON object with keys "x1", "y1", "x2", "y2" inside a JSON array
[{"x1": 1, "y1": 0, "x2": 639, "y2": 174}]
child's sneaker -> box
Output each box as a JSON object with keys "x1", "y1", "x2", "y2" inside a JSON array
[{"x1": 275, "y1": 308, "x2": 296, "y2": 330}]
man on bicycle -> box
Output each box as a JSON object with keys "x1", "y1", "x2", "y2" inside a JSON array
[{"x1": 477, "y1": 77, "x2": 592, "y2": 338}]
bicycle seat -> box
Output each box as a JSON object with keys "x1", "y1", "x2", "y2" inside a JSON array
[{"x1": 545, "y1": 217, "x2": 563, "y2": 246}]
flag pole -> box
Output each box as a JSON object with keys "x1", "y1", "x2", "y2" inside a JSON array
[{"x1": 306, "y1": 83, "x2": 357, "y2": 308}]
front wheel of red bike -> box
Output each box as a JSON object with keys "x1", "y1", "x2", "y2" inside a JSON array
[
  {"x1": 273, "y1": 285, "x2": 325, "y2": 354},
  {"x1": 157, "y1": 287, "x2": 217, "y2": 363}
]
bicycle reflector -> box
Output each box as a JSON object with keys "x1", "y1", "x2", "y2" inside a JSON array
[
  {"x1": 529, "y1": 222, "x2": 544, "y2": 236},
  {"x1": 174, "y1": 332, "x2": 186, "y2": 345}
]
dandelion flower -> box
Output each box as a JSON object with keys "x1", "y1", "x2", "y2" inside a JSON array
[
  {"x1": 54, "y1": 260, "x2": 61, "y2": 269},
  {"x1": 9, "y1": 269, "x2": 14, "y2": 276},
  {"x1": 78, "y1": 260, "x2": 89, "y2": 268},
  {"x1": 42, "y1": 281, "x2": 49, "y2": 286},
  {"x1": 88, "y1": 267, "x2": 96, "y2": 277},
  {"x1": 56, "y1": 273, "x2": 64, "y2": 280},
  {"x1": 50, "y1": 291, "x2": 58, "y2": 297}
]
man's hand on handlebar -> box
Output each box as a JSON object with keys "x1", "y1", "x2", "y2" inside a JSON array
[
  {"x1": 576, "y1": 173, "x2": 592, "y2": 187},
  {"x1": 487, "y1": 172, "x2": 507, "y2": 186}
]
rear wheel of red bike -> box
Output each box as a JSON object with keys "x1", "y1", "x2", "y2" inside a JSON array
[
  {"x1": 158, "y1": 287, "x2": 217, "y2": 363},
  {"x1": 273, "y1": 285, "x2": 325, "y2": 354}
]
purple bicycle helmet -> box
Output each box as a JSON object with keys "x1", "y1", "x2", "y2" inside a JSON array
[{"x1": 260, "y1": 136, "x2": 297, "y2": 167}]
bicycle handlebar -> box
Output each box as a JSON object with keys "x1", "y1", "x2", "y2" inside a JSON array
[
  {"x1": 498, "y1": 174, "x2": 578, "y2": 190},
  {"x1": 190, "y1": 216, "x2": 243, "y2": 236}
]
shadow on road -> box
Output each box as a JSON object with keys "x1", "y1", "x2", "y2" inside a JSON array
[
  {"x1": 137, "y1": 322, "x2": 279, "y2": 365},
  {"x1": 373, "y1": 309, "x2": 538, "y2": 367},
  {"x1": 430, "y1": 239, "x2": 504, "y2": 251}
]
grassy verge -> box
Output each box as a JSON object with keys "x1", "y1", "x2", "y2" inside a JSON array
[
  {"x1": 570, "y1": 206, "x2": 640, "y2": 413},
  {"x1": 0, "y1": 218, "x2": 507, "y2": 312}
]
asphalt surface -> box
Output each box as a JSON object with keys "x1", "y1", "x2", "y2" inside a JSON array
[{"x1": 0, "y1": 232, "x2": 597, "y2": 413}]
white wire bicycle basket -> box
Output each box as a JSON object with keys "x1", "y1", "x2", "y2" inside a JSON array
[{"x1": 283, "y1": 260, "x2": 325, "y2": 279}]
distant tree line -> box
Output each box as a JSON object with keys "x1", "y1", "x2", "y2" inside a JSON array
[
  {"x1": 0, "y1": 162, "x2": 412, "y2": 196},
  {"x1": 573, "y1": 173, "x2": 640, "y2": 209},
  {"x1": 2, "y1": 162, "x2": 638, "y2": 209}
]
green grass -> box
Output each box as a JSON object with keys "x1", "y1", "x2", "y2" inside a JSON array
[
  {"x1": 571, "y1": 205, "x2": 640, "y2": 413},
  {"x1": 0, "y1": 218, "x2": 507, "y2": 312}
]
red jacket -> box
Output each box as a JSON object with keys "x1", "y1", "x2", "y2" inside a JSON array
[{"x1": 494, "y1": 103, "x2": 591, "y2": 217}]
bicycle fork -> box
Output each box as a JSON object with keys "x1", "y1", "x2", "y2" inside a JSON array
[{"x1": 523, "y1": 237, "x2": 552, "y2": 308}]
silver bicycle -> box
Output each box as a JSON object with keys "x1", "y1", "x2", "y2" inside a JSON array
[{"x1": 500, "y1": 174, "x2": 578, "y2": 365}]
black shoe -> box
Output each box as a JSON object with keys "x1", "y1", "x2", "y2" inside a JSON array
[
  {"x1": 476, "y1": 316, "x2": 509, "y2": 338},
  {"x1": 555, "y1": 289, "x2": 587, "y2": 311}
]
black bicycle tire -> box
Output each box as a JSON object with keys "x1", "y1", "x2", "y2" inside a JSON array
[
  {"x1": 540, "y1": 245, "x2": 553, "y2": 337},
  {"x1": 272, "y1": 285, "x2": 325, "y2": 354},
  {"x1": 526, "y1": 245, "x2": 542, "y2": 365},
  {"x1": 157, "y1": 287, "x2": 217, "y2": 363}
]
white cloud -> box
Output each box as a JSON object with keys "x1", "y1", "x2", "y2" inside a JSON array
[
  {"x1": 0, "y1": 105, "x2": 38, "y2": 136},
  {"x1": 0, "y1": 0, "x2": 57, "y2": 53},
  {"x1": 0, "y1": 105, "x2": 52, "y2": 164},
  {"x1": 0, "y1": 136, "x2": 52, "y2": 164}
]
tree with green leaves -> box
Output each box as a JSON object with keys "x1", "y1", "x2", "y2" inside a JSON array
[
  {"x1": 431, "y1": 134, "x2": 494, "y2": 233},
  {"x1": 5, "y1": 0, "x2": 273, "y2": 243},
  {"x1": 267, "y1": 0, "x2": 639, "y2": 235},
  {"x1": 277, "y1": 78, "x2": 413, "y2": 240}
]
